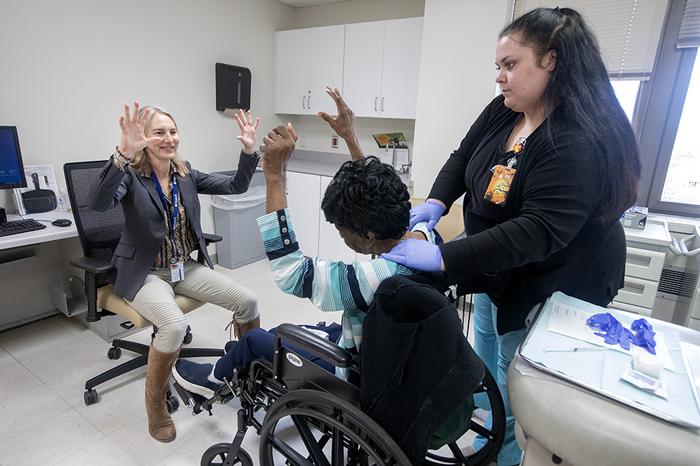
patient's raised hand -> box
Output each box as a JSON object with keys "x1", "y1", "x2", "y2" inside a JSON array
[
  {"x1": 261, "y1": 123, "x2": 297, "y2": 175},
  {"x1": 318, "y1": 87, "x2": 364, "y2": 161}
]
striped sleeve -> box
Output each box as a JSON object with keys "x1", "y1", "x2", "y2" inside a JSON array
[{"x1": 257, "y1": 209, "x2": 414, "y2": 313}]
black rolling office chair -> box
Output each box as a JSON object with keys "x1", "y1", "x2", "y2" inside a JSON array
[{"x1": 64, "y1": 160, "x2": 224, "y2": 406}]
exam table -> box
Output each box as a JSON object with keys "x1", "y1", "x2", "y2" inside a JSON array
[{"x1": 509, "y1": 346, "x2": 700, "y2": 466}]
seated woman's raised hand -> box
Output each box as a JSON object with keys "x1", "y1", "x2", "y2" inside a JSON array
[
  {"x1": 234, "y1": 109, "x2": 260, "y2": 155},
  {"x1": 117, "y1": 102, "x2": 163, "y2": 159}
]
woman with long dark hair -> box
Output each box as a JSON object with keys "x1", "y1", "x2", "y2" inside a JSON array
[{"x1": 383, "y1": 7, "x2": 640, "y2": 464}]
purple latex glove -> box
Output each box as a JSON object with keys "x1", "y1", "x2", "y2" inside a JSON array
[
  {"x1": 409, "y1": 200, "x2": 445, "y2": 230},
  {"x1": 381, "y1": 239, "x2": 443, "y2": 272},
  {"x1": 587, "y1": 313, "x2": 634, "y2": 350},
  {"x1": 631, "y1": 318, "x2": 657, "y2": 355}
]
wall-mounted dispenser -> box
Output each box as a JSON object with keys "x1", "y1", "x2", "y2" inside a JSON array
[{"x1": 215, "y1": 63, "x2": 251, "y2": 112}]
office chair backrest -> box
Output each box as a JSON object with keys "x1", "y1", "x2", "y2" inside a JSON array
[{"x1": 64, "y1": 161, "x2": 124, "y2": 264}]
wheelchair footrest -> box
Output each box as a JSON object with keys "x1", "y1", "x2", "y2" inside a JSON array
[{"x1": 172, "y1": 381, "x2": 213, "y2": 416}]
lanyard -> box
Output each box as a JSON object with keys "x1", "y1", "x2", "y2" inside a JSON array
[{"x1": 151, "y1": 171, "x2": 180, "y2": 248}]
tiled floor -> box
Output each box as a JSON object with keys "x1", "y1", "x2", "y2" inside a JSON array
[{"x1": 0, "y1": 259, "x2": 476, "y2": 466}]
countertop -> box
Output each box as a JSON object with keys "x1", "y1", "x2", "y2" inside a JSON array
[
  {"x1": 287, "y1": 150, "x2": 355, "y2": 177},
  {"x1": 623, "y1": 219, "x2": 672, "y2": 247}
]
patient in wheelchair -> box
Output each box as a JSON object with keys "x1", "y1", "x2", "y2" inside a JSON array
[
  {"x1": 173, "y1": 94, "x2": 502, "y2": 466},
  {"x1": 173, "y1": 120, "x2": 441, "y2": 397}
]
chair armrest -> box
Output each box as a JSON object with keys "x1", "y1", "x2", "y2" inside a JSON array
[
  {"x1": 71, "y1": 256, "x2": 114, "y2": 274},
  {"x1": 275, "y1": 323, "x2": 355, "y2": 368},
  {"x1": 70, "y1": 257, "x2": 113, "y2": 322},
  {"x1": 203, "y1": 233, "x2": 223, "y2": 244}
]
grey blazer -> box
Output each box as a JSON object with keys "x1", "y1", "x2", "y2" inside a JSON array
[{"x1": 89, "y1": 151, "x2": 259, "y2": 300}]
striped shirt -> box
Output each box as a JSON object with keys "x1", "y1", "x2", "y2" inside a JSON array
[
  {"x1": 256, "y1": 208, "x2": 436, "y2": 355},
  {"x1": 153, "y1": 182, "x2": 198, "y2": 268}
]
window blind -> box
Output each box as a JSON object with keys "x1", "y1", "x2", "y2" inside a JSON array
[
  {"x1": 677, "y1": 0, "x2": 700, "y2": 48},
  {"x1": 513, "y1": 0, "x2": 669, "y2": 78}
]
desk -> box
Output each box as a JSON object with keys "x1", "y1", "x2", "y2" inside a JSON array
[
  {"x1": 1, "y1": 211, "x2": 78, "y2": 250},
  {"x1": 0, "y1": 210, "x2": 82, "y2": 331}
]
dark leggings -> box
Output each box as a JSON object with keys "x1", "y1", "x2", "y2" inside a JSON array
[{"x1": 213, "y1": 323, "x2": 343, "y2": 380}]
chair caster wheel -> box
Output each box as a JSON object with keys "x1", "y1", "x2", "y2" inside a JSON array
[
  {"x1": 183, "y1": 332, "x2": 193, "y2": 345},
  {"x1": 84, "y1": 389, "x2": 98, "y2": 405},
  {"x1": 107, "y1": 347, "x2": 122, "y2": 360},
  {"x1": 166, "y1": 395, "x2": 179, "y2": 414},
  {"x1": 201, "y1": 443, "x2": 253, "y2": 466}
]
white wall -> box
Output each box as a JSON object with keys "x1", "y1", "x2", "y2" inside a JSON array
[
  {"x1": 280, "y1": 0, "x2": 425, "y2": 159},
  {"x1": 0, "y1": 0, "x2": 293, "y2": 235},
  {"x1": 411, "y1": 0, "x2": 512, "y2": 198}
]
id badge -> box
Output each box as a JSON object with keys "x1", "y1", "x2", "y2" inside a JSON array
[
  {"x1": 170, "y1": 261, "x2": 185, "y2": 283},
  {"x1": 484, "y1": 165, "x2": 516, "y2": 206}
]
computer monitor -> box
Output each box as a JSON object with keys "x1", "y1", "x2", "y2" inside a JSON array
[{"x1": 0, "y1": 126, "x2": 27, "y2": 189}]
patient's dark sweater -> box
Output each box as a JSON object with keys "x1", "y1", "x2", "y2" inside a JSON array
[{"x1": 429, "y1": 95, "x2": 626, "y2": 334}]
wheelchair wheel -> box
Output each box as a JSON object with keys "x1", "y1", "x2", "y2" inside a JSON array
[
  {"x1": 259, "y1": 389, "x2": 411, "y2": 466},
  {"x1": 201, "y1": 442, "x2": 253, "y2": 466},
  {"x1": 424, "y1": 368, "x2": 505, "y2": 466}
]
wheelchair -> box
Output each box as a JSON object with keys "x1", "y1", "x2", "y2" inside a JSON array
[{"x1": 173, "y1": 323, "x2": 506, "y2": 466}]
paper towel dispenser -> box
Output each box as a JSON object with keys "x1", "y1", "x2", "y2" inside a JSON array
[{"x1": 215, "y1": 63, "x2": 251, "y2": 111}]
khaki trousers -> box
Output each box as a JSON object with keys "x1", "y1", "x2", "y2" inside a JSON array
[{"x1": 127, "y1": 261, "x2": 258, "y2": 352}]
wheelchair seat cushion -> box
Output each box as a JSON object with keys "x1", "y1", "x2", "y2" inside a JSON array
[{"x1": 360, "y1": 275, "x2": 485, "y2": 465}]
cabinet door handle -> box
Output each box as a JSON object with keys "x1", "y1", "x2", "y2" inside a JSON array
[
  {"x1": 308, "y1": 94, "x2": 311, "y2": 109},
  {"x1": 374, "y1": 96, "x2": 378, "y2": 111},
  {"x1": 302, "y1": 95, "x2": 307, "y2": 109},
  {"x1": 380, "y1": 96, "x2": 385, "y2": 112}
]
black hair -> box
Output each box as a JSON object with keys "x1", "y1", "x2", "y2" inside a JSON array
[
  {"x1": 502, "y1": 7, "x2": 641, "y2": 221},
  {"x1": 321, "y1": 156, "x2": 410, "y2": 240}
]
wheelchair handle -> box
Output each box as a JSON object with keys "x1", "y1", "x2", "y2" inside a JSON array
[{"x1": 275, "y1": 323, "x2": 355, "y2": 368}]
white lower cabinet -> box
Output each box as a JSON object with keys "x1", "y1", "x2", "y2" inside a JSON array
[
  {"x1": 610, "y1": 228, "x2": 669, "y2": 317},
  {"x1": 318, "y1": 176, "x2": 359, "y2": 263},
  {"x1": 286, "y1": 171, "x2": 363, "y2": 263},
  {"x1": 285, "y1": 171, "x2": 321, "y2": 257}
]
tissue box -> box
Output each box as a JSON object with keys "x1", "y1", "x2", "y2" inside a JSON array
[{"x1": 622, "y1": 206, "x2": 648, "y2": 230}]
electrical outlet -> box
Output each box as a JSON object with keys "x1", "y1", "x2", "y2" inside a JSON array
[{"x1": 331, "y1": 135, "x2": 338, "y2": 149}]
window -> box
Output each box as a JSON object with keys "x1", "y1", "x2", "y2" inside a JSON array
[
  {"x1": 659, "y1": 53, "x2": 700, "y2": 206},
  {"x1": 636, "y1": 0, "x2": 700, "y2": 217},
  {"x1": 610, "y1": 80, "x2": 642, "y2": 121}
]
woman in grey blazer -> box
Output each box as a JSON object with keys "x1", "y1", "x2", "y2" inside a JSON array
[{"x1": 90, "y1": 102, "x2": 261, "y2": 442}]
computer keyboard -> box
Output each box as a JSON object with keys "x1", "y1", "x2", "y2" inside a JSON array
[{"x1": 0, "y1": 218, "x2": 47, "y2": 237}]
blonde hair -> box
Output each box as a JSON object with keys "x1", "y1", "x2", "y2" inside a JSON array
[{"x1": 128, "y1": 106, "x2": 189, "y2": 177}]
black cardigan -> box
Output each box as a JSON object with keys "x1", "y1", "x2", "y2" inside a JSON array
[{"x1": 429, "y1": 95, "x2": 626, "y2": 334}]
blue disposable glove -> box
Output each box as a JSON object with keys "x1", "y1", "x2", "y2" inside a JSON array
[
  {"x1": 631, "y1": 318, "x2": 657, "y2": 355},
  {"x1": 381, "y1": 239, "x2": 443, "y2": 272},
  {"x1": 409, "y1": 200, "x2": 445, "y2": 230},
  {"x1": 587, "y1": 313, "x2": 634, "y2": 350}
]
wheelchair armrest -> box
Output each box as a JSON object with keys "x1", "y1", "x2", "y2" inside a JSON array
[
  {"x1": 275, "y1": 323, "x2": 355, "y2": 368},
  {"x1": 203, "y1": 232, "x2": 223, "y2": 244},
  {"x1": 70, "y1": 256, "x2": 114, "y2": 274}
]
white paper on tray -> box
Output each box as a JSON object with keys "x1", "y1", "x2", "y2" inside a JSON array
[{"x1": 547, "y1": 301, "x2": 675, "y2": 371}]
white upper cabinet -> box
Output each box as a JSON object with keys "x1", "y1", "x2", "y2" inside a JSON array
[
  {"x1": 275, "y1": 28, "x2": 309, "y2": 115},
  {"x1": 379, "y1": 17, "x2": 423, "y2": 119},
  {"x1": 275, "y1": 25, "x2": 345, "y2": 115},
  {"x1": 275, "y1": 18, "x2": 422, "y2": 119},
  {"x1": 342, "y1": 17, "x2": 423, "y2": 119},
  {"x1": 342, "y1": 21, "x2": 385, "y2": 118},
  {"x1": 308, "y1": 26, "x2": 345, "y2": 115}
]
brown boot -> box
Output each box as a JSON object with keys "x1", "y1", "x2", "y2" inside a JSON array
[
  {"x1": 235, "y1": 315, "x2": 260, "y2": 338},
  {"x1": 145, "y1": 346, "x2": 180, "y2": 442}
]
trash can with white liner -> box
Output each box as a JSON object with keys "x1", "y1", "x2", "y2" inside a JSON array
[{"x1": 212, "y1": 170, "x2": 266, "y2": 269}]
